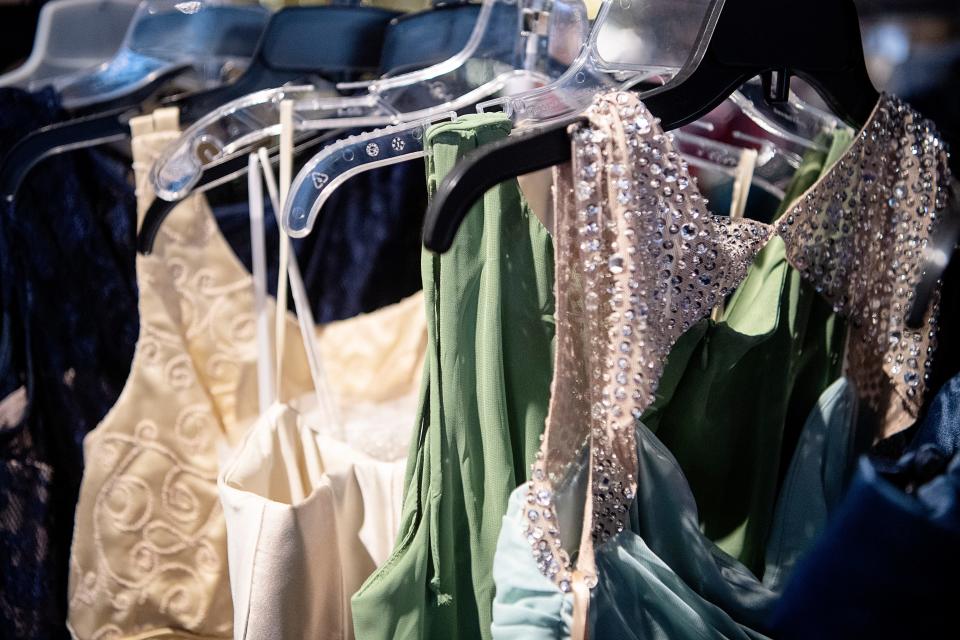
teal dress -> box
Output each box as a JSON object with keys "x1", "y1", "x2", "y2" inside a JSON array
[
  {"x1": 351, "y1": 114, "x2": 555, "y2": 640},
  {"x1": 492, "y1": 377, "x2": 859, "y2": 639}
]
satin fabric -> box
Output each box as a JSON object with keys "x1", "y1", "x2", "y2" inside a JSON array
[
  {"x1": 761, "y1": 377, "x2": 858, "y2": 592},
  {"x1": 67, "y1": 108, "x2": 424, "y2": 639},
  {"x1": 493, "y1": 374, "x2": 860, "y2": 640},
  {"x1": 351, "y1": 113, "x2": 555, "y2": 640},
  {"x1": 219, "y1": 292, "x2": 426, "y2": 640}
]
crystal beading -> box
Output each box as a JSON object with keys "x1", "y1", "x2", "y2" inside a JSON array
[{"x1": 523, "y1": 91, "x2": 949, "y2": 593}]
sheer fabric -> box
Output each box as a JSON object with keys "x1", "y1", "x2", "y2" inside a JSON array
[{"x1": 516, "y1": 90, "x2": 949, "y2": 630}]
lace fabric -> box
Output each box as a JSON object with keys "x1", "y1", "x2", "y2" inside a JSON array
[{"x1": 523, "y1": 90, "x2": 950, "y2": 611}]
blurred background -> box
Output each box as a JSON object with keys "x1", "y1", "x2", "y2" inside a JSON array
[
  {"x1": 859, "y1": 0, "x2": 960, "y2": 153},
  {"x1": 2, "y1": 0, "x2": 956, "y2": 142}
]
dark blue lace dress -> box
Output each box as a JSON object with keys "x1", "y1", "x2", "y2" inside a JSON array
[{"x1": 0, "y1": 86, "x2": 138, "y2": 640}]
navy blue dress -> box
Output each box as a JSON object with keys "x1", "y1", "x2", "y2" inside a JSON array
[{"x1": 0, "y1": 86, "x2": 138, "y2": 640}]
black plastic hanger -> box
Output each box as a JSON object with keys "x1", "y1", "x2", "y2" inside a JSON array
[
  {"x1": 424, "y1": 0, "x2": 960, "y2": 325},
  {"x1": 422, "y1": 0, "x2": 880, "y2": 253},
  {"x1": 0, "y1": 5, "x2": 400, "y2": 203}
]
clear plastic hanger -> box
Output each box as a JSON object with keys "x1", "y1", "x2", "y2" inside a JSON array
[
  {"x1": 51, "y1": 0, "x2": 268, "y2": 110},
  {"x1": 281, "y1": 0, "x2": 718, "y2": 236},
  {"x1": 150, "y1": 0, "x2": 591, "y2": 202},
  {"x1": 0, "y1": 0, "x2": 139, "y2": 90},
  {"x1": 674, "y1": 129, "x2": 786, "y2": 201}
]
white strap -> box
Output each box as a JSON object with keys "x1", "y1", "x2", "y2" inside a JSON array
[
  {"x1": 273, "y1": 102, "x2": 294, "y2": 397},
  {"x1": 256, "y1": 150, "x2": 343, "y2": 434},
  {"x1": 730, "y1": 147, "x2": 759, "y2": 221},
  {"x1": 248, "y1": 153, "x2": 276, "y2": 413}
]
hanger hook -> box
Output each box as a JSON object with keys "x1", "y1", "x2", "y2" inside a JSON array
[{"x1": 761, "y1": 67, "x2": 790, "y2": 104}]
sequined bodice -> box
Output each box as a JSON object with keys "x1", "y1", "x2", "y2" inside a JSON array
[{"x1": 524, "y1": 91, "x2": 951, "y2": 598}]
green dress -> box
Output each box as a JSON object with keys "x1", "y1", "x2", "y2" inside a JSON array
[
  {"x1": 642, "y1": 131, "x2": 854, "y2": 574},
  {"x1": 351, "y1": 114, "x2": 555, "y2": 640}
]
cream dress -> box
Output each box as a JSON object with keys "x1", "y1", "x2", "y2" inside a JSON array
[{"x1": 67, "y1": 107, "x2": 425, "y2": 639}]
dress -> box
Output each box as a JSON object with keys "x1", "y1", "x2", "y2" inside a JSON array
[
  {"x1": 219, "y1": 284, "x2": 426, "y2": 639},
  {"x1": 493, "y1": 375, "x2": 860, "y2": 639},
  {"x1": 770, "y1": 445, "x2": 960, "y2": 639},
  {"x1": 350, "y1": 113, "x2": 556, "y2": 640},
  {"x1": 0, "y1": 86, "x2": 137, "y2": 640},
  {"x1": 497, "y1": 90, "x2": 950, "y2": 638},
  {"x1": 642, "y1": 131, "x2": 852, "y2": 572},
  {"x1": 66, "y1": 107, "x2": 424, "y2": 639}
]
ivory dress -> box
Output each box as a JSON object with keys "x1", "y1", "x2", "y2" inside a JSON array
[{"x1": 67, "y1": 108, "x2": 426, "y2": 639}]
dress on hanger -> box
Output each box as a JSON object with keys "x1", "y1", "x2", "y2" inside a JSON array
[
  {"x1": 641, "y1": 130, "x2": 853, "y2": 573},
  {"x1": 66, "y1": 107, "x2": 425, "y2": 639},
  {"x1": 351, "y1": 113, "x2": 556, "y2": 640},
  {"x1": 0, "y1": 85, "x2": 136, "y2": 640},
  {"x1": 219, "y1": 205, "x2": 425, "y2": 640},
  {"x1": 493, "y1": 90, "x2": 949, "y2": 638}
]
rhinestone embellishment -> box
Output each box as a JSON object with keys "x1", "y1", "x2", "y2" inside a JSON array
[
  {"x1": 524, "y1": 90, "x2": 950, "y2": 593},
  {"x1": 525, "y1": 91, "x2": 770, "y2": 590},
  {"x1": 777, "y1": 94, "x2": 949, "y2": 435}
]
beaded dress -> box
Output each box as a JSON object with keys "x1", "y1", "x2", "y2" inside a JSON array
[{"x1": 492, "y1": 90, "x2": 951, "y2": 638}]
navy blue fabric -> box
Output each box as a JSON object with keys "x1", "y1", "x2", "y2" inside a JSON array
[
  {"x1": 770, "y1": 445, "x2": 960, "y2": 639},
  {"x1": 213, "y1": 153, "x2": 425, "y2": 324},
  {"x1": 0, "y1": 86, "x2": 138, "y2": 640},
  {"x1": 379, "y1": 3, "x2": 483, "y2": 75},
  {"x1": 909, "y1": 372, "x2": 960, "y2": 456}
]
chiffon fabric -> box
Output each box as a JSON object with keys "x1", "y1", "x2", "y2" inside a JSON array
[
  {"x1": 492, "y1": 374, "x2": 859, "y2": 639},
  {"x1": 351, "y1": 113, "x2": 555, "y2": 640}
]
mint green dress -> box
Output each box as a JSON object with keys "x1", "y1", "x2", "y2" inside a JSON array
[
  {"x1": 491, "y1": 375, "x2": 859, "y2": 640},
  {"x1": 351, "y1": 114, "x2": 555, "y2": 640},
  {"x1": 642, "y1": 131, "x2": 854, "y2": 573}
]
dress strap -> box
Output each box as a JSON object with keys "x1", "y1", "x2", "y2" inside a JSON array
[{"x1": 250, "y1": 142, "x2": 341, "y2": 431}]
